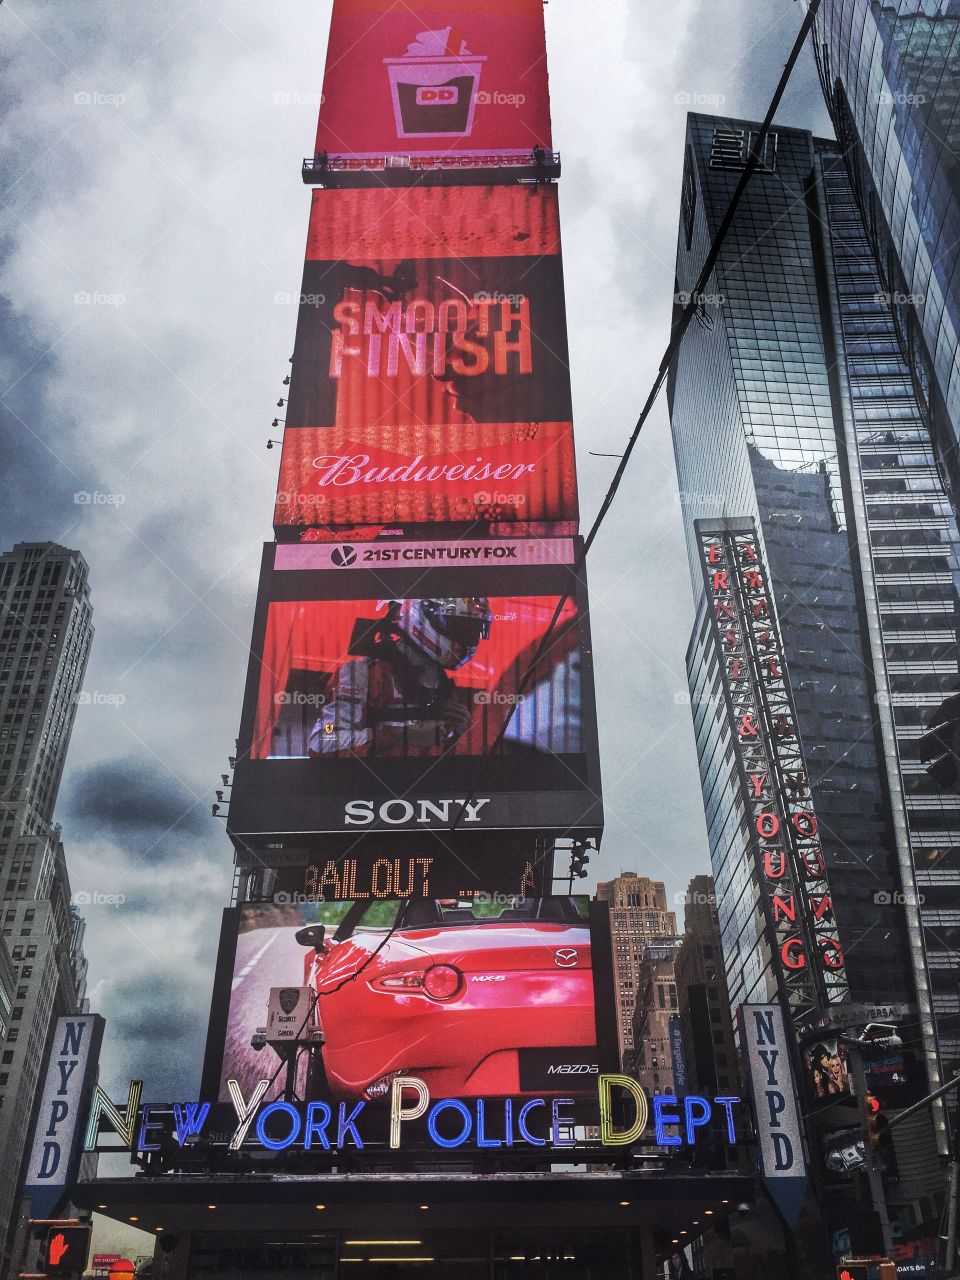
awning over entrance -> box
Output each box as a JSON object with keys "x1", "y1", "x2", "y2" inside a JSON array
[{"x1": 75, "y1": 1170, "x2": 753, "y2": 1278}]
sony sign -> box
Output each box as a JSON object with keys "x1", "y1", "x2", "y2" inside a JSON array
[
  {"x1": 739, "y1": 1003, "x2": 807, "y2": 1227},
  {"x1": 344, "y1": 797, "x2": 492, "y2": 827},
  {"x1": 24, "y1": 1014, "x2": 104, "y2": 1217}
]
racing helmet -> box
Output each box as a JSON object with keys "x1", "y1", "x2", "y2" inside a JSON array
[{"x1": 394, "y1": 597, "x2": 492, "y2": 669}]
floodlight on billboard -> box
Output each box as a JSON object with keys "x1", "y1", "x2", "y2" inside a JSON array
[{"x1": 274, "y1": 186, "x2": 577, "y2": 539}]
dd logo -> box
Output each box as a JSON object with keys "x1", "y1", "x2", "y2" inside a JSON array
[
  {"x1": 416, "y1": 86, "x2": 459, "y2": 105},
  {"x1": 331, "y1": 545, "x2": 357, "y2": 567}
]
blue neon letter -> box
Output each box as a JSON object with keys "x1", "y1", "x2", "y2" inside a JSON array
[
  {"x1": 653, "y1": 1095, "x2": 682, "y2": 1147},
  {"x1": 427, "y1": 1099, "x2": 472, "y2": 1149},
  {"x1": 518, "y1": 1099, "x2": 547, "y2": 1147},
  {"x1": 256, "y1": 1101, "x2": 301, "y2": 1151}
]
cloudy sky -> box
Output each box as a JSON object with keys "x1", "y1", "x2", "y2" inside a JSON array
[{"x1": 0, "y1": 0, "x2": 835, "y2": 1114}]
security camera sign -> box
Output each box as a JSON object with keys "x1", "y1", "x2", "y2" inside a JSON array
[{"x1": 267, "y1": 986, "x2": 314, "y2": 1041}]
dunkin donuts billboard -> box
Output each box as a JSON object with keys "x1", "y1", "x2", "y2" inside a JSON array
[
  {"x1": 275, "y1": 185, "x2": 578, "y2": 539},
  {"x1": 314, "y1": 0, "x2": 552, "y2": 167}
]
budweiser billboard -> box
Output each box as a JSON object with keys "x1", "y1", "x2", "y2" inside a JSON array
[
  {"x1": 275, "y1": 185, "x2": 578, "y2": 539},
  {"x1": 314, "y1": 0, "x2": 552, "y2": 166}
]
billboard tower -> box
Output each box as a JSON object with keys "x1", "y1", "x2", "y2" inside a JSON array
[{"x1": 205, "y1": 0, "x2": 605, "y2": 1124}]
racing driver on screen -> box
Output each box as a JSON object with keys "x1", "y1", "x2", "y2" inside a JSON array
[
  {"x1": 307, "y1": 596, "x2": 491, "y2": 756},
  {"x1": 296, "y1": 897, "x2": 596, "y2": 1100}
]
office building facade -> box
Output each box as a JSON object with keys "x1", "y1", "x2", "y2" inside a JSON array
[
  {"x1": 669, "y1": 116, "x2": 956, "y2": 1192},
  {"x1": 0, "y1": 544, "x2": 93, "y2": 1271},
  {"x1": 630, "y1": 935, "x2": 683, "y2": 1097},
  {"x1": 596, "y1": 874, "x2": 677, "y2": 1070},
  {"x1": 807, "y1": 0, "x2": 960, "y2": 513},
  {"x1": 675, "y1": 876, "x2": 741, "y2": 1103}
]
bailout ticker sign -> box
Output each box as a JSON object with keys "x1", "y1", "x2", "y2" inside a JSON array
[
  {"x1": 314, "y1": 0, "x2": 552, "y2": 167},
  {"x1": 275, "y1": 186, "x2": 578, "y2": 539}
]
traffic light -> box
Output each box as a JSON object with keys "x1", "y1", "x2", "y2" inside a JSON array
[
  {"x1": 569, "y1": 840, "x2": 589, "y2": 880},
  {"x1": 837, "y1": 1261, "x2": 896, "y2": 1280},
  {"x1": 917, "y1": 691, "x2": 960, "y2": 790},
  {"x1": 863, "y1": 1092, "x2": 882, "y2": 1152},
  {"x1": 45, "y1": 1224, "x2": 92, "y2": 1275}
]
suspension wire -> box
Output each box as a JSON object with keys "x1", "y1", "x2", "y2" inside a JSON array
[{"x1": 451, "y1": 0, "x2": 825, "y2": 834}]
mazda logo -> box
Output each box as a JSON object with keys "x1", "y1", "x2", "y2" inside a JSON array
[
  {"x1": 331, "y1": 545, "x2": 357, "y2": 567},
  {"x1": 554, "y1": 948, "x2": 579, "y2": 968}
]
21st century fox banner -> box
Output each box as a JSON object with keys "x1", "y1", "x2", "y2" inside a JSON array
[
  {"x1": 275, "y1": 186, "x2": 578, "y2": 539},
  {"x1": 314, "y1": 0, "x2": 552, "y2": 168}
]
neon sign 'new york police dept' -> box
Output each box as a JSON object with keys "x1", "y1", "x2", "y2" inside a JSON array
[{"x1": 80, "y1": 1075, "x2": 742, "y2": 1156}]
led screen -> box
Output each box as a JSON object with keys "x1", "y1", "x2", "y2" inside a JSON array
[
  {"x1": 215, "y1": 897, "x2": 598, "y2": 1106},
  {"x1": 252, "y1": 594, "x2": 580, "y2": 761},
  {"x1": 226, "y1": 541, "x2": 602, "y2": 838},
  {"x1": 274, "y1": 186, "x2": 577, "y2": 538},
  {"x1": 314, "y1": 0, "x2": 552, "y2": 165},
  {"x1": 265, "y1": 838, "x2": 550, "y2": 904}
]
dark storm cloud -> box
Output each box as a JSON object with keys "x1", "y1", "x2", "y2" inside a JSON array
[
  {"x1": 97, "y1": 976, "x2": 212, "y2": 1098},
  {"x1": 2, "y1": 0, "x2": 831, "y2": 1098},
  {"x1": 0, "y1": 294, "x2": 94, "y2": 547},
  {"x1": 65, "y1": 757, "x2": 208, "y2": 842}
]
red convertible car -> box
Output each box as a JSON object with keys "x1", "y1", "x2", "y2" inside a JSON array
[{"x1": 296, "y1": 897, "x2": 596, "y2": 1100}]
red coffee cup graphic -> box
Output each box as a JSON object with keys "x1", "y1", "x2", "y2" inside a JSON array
[{"x1": 385, "y1": 26, "x2": 486, "y2": 138}]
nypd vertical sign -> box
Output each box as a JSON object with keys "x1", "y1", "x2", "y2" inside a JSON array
[
  {"x1": 740, "y1": 1004, "x2": 807, "y2": 1226},
  {"x1": 24, "y1": 1015, "x2": 104, "y2": 1217}
]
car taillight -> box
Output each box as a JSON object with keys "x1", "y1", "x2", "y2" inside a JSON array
[
  {"x1": 378, "y1": 973, "x2": 424, "y2": 992},
  {"x1": 422, "y1": 964, "x2": 461, "y2": 1000},
  {"x1": 375, "y1": 964, "x2": 463, "y2": 1000}
]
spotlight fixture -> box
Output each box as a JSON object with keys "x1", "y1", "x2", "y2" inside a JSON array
[
  {"x1": 282, "y1": 375, "x2": 290, "y2": 385},
  {"x1": 277, "y1": 398, "x2": 286, "y2": 407},
  {"x1": 266, "y1": 439, "x2": 282, "y2": 450}
]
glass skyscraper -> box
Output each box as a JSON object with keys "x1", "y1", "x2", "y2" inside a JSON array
[
  {"x1": 669, "y1": 116, "x2": 959, "y2": 1200},
  {"x1": 807, "y1": 0, "x2": 960, "y2": 510}
]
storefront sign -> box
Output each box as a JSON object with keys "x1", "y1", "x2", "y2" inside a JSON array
[
  {"x1": 698, "y1": 522, "x2": 849, "y2": 1027},
  {"x1": 83, "y1": 1075, "x2": 743, "y2": 1155},
  {"x1": 739, "y1": 1004, "x2": 807, "y2": 1226},
  {"x1": 23, "y1": 1015, "x2": 104, "y2": 1217}
]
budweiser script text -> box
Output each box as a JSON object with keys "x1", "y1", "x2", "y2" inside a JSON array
[{"x1": 308, "y1": 451, "x2": 538, "y2": 489}]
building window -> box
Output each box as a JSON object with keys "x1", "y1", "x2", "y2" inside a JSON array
[{"x1": 682, "y1": 145, "x2": 697, "y2": 250}]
